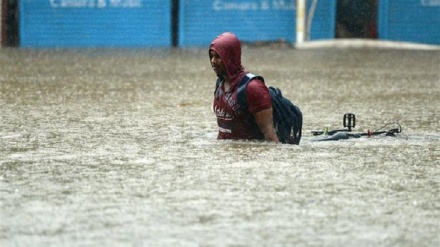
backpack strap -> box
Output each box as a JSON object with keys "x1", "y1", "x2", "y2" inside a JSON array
[
  {"x1": 216, "y1": 73, "x2": 264, "y2": 109},
  {"x1": 214, "y1": 77, "x2": 223, "y2": 95},
  {"x1": 236, "y1": 73, "x2": 265, "y2": 111}
]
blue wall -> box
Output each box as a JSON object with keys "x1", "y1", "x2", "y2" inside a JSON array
[
  {"x1": 17, "y1": 0, "x2": 440, "y2": 48},
  {"x1": 20, "y1": 0, "x2": 171, "y2": 47},
  {"x1": 379, "y1": 0, "x2": 440, "y2": 45},
  {"x1": 308, "y1": 0, "x2": 337, "y2": 40},
  {"x1": 19, "y1": 0, "x2": 337, "y2": 48},
  {"x1": 179, "y1": 0, "x2": 336, "y2": 47}
]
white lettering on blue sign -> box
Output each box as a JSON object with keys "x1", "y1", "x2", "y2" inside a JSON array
[
  {"x1": 421, "y1": 0, "x2": 440, "y2": 6},
  {"x1": 213, "y1": 0, "x2": 258, "y2": 11},
  {"x1": 272, "y1": 0, "x2": 295, "y2": 10},
  {"x1": 50, "y1": 0, "x2": 142, "y2": 8},
  {"x1": 213, "y1": 0, "x2": 295, "y2": 11},
  {"x1": 261, "y1": 0, "x2": 270, "y2": 10}
]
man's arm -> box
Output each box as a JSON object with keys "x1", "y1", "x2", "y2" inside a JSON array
[{"x1": 254, "y1": 107, "x2": 279, "y2": 143}]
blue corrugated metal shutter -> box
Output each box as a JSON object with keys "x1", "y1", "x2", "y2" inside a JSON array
[
  {"x1": 179, "y1": 0, "x2": 336, "y2": 47},
  {"x1": 20, "y1": 0, "x2": 171, "y2": 47},
  {"x1": 379, "y1": 0, "x2": 440, "y2": 45}
]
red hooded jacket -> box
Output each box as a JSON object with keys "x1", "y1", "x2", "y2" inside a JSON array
[{"x1": 210, "y1": 32, "x2": 272, "y2": 140}]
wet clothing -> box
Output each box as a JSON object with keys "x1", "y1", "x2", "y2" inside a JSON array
[{"x1": 210, "y1": 32, "x2": 272, "y2": 140}]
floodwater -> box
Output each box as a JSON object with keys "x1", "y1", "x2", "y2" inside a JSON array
[{"x1": 0, "y1": 45, "x2": 439, "y2": 247}]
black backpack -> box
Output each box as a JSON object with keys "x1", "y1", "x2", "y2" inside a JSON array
[{"x1": 216, "y1": 73, "x2": 302, "y2": 144}]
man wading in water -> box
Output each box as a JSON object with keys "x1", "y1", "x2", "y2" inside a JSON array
[{"x1": 210, "y1": 32, "x2": 279, "y2": 143}]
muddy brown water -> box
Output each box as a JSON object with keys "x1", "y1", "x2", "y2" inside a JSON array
[{"x1": 1, "y1": 46, "x2": 439, "y2": 246}]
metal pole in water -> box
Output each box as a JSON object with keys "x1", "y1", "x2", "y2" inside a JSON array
[{"x1": 296, "y1": 0, "x2": 306, "y2": 44}]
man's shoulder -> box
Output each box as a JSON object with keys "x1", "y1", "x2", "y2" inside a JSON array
[
  {"x1": 247, "y1": 77, "x2": 265, "y2": 85},
  {"x1": 238, "y1": 73, "x2": 264, "y2": 89},
  {"x1": 246, "y1": 77, "x2": 267, "y2": 92},
  {"x1": 241, "y1": 73, "x2": 264, "y2": 83}
]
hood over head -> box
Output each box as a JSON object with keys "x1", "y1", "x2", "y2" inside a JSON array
[{"x1": 209, "y1": 32, "x2": 247, "y2": 86}]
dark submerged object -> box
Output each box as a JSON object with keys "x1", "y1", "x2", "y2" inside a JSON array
[{"x1": 312, "y1": 113, "x2": 401, "y2": 141}]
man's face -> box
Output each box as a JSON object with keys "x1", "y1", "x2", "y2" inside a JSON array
[{"x1": 210, "y1": 50, "x2": 226, "y2": 77}]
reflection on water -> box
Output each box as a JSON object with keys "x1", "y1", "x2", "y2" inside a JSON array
[{"x1": 0, "y1": 47, "x2": 439, "y2": 247}]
